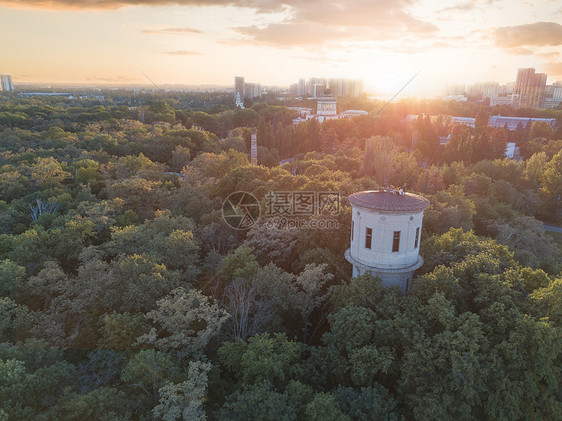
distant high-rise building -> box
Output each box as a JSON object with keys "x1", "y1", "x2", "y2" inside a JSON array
[
  {"x1": 543, "y1": 81, "x2": 562, "y2": 108},
  {"x1": 244, "y1": 82, "x2": 261, "y2": 99},
  {"x1": 0, "y1": 75, "x2": 13, "y2": 92},
  {"x1": 552, "y1": 82, "x2": 562, "y2": 100},
  {"x1": 302, "y1": 78, "x2": 363, "y2": 97},
  {"x1": 293, "y1": 77, "x2": 363, "y2": 98},
  {"x1": 343, "y1": 79, "x2": 353, "y2": 97},
  {"x1": 499, "y1": 82, "x2": 515, "y2": 96},
  {"x1": 352, "y1": 79, "x2": 363, "y2": 97},
  {"x1": 306, "y1": 78, "x2": 325, "y2": 96},
  {"x1": 445, "y1": 84, "x2": 465, "y2": 96},
  {"x1": 328, "y1": 78, "x2": 343, "y2": 97},
  {"x1": 490, "y1": 95, "x2": 518, "y2": 107},
  {"x1": 514, "y1": 68, "x2": 547, "y2": 108},
  {"x1": 312, "y1": 83, "x2": 325, "y2": 98},
  {"x1": 244, "y1": 83, "x2": 253, "y2": 99},
  {"x1": 340, "y1": 79, "x2": 363, "y2": 97},
  {"x1": 234, "y1": 76, "x2": 263, "y2": 100},
  {"x1": 290, "y1": 83, "x2": 298, "y2": 96},
  {"x1": 467, "y1": 81, "x2": 499, "y2": 100},
  {"x1": 234, "y1": 76, "x2": 244, "y2": 99},
  {"x1": 298, "y1": 78, "x2": 306, "y2": 96}
]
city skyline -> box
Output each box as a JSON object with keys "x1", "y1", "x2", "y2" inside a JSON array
[{"x1": 1, "y1": 1, "x2": 561, "y2": 95}]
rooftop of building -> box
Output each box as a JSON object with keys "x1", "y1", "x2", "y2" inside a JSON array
[
  {"x1": 348, "y1": 190, "x2": 430, "y2": 212},
  {"x1": 405, "y1": 114, "x2": 556, "y2": 127},
  {"x1": 489, "y1": 115, "x2": 555, "y2": 122},
  {"x1": 340, "y1": 109, "x2": 368, "y2": 114}
]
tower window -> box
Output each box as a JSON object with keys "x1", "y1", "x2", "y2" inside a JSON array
[
  {"x1": 365, "y1": 227, "x2": 372, "y2": 249},
  {"x1": 392, "y1": 231, "x2": 400, "y2": 252},
  {"x1": 352, "y1": 221, "x2": 354, "y2": 241},
  {"x1": 414, "y1": 227, "x2": 420, "y2": 249}
]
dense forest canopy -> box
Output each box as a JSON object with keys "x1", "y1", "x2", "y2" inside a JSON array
[{"x1": 0, "y1": 90, "x2": 561, "y2": 420}]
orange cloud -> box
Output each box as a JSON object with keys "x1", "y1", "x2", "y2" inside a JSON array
[
  {"x1": 231, "y1": 22, "x2": 353, "y2": 47},
  {"x1": 0, "y1": 0, "x2": 281, "y2": 11},
  {"x1": 441, "y1": 0, "x2": 501, "y2": 13},
  {"x1": 493, "y1": 22, "x2": 562, "y2": 49},
  {"x1": 506, "y1": 46, "x2": 533, "y2": 55},
  {"x1": 161, "y1": 50, "x2": 204, "y2": 55},
  {"x1": 230, "y1": 1, "x2": 437, "y2": 47},
  {"x1": 543, "y1": 62, "x2": 562, "y2": 76},
  {"x1": 142, "y1": 27, "x2": 202, "y2": 34},
  {"x1": 85, "y1": 75, "x2": 140, "y2": 82},
  {"x1": 1, "y1": 0, "x2": 437, "y2": 49},
  {"x1": 537, "y1": 51, "x2": 561, "y2": 60}
]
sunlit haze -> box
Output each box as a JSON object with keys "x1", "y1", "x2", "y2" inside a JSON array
[{"x1": 1, "y1": 0, "x2": 561, "y2": 95}]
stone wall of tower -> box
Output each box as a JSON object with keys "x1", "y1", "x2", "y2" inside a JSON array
[
  {"x1": 351, "y1": 265, "x2": 415, "y2": 294},
  {"x1": 350, "y1": 207, "x2": 424, "y2": 270}
]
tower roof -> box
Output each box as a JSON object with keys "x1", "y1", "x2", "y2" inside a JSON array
[{"x1": 348, "y1": 190, "x2": 429, "y2": 212}]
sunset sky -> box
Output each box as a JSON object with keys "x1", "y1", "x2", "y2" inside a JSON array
[{"x1": 1, "y1": 0, "x2": 561, "y2": 95}]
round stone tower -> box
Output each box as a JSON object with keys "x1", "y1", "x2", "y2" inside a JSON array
[{"x1": 345, "y1": 190, "x2": 430, "y2": 294}]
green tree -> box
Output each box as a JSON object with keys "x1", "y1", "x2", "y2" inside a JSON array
[
  {"x1": 442, "y1": 125, "x2": 473, "y2": 164},
  {"x1": 529, "y1": 121, "x2": 554, "y2": 139},
  {"x1": 420, "y1": 228, "x2": 515, "y2": 274},
  {"x1": 171, "y1": 145, "x2": 191, "y2": 172},
  {"x1": 363, "y1": 136, "x2": 398, "y2": 184},
  {"x1": 490, "y1": 127, "x2": 508, "y2": 159},
  {"x1": 121, "y1": 349, "x2": 176, "y2": 406},
  {"x1": 153, "y1": 361, "x2": 211, "y2": 421},
  {"x1": 218, "y1": 333, "x2": 306, "y2": 388},
  {"x1": 98, "y1": 312, "x2": 150, "y2": 350},
  {"x1": 136, "y1": 287, "x2": 229, "y2": 359},
  {"x1": 216, "y1": 381, "x2": 297, "y2": 421},
  {"x1": 305, "y1": 392, "x2": 350, "y2": 421},
  {"x1": 539, "y1": 149, "x2": 562, "y2": 220},
  {"x1": 530, "y1": 277, "x2": 562, "y2": 325},
  {"x1": 0, "y1": 259, "x2": 26, "y2": 299},
  {"x1": 423, "y1": 187, "x2": 476, "y2": 234},
  {"x1": 474, "y1": 108, "x2": 489, "y2": 128},
  {"x1": 29, "y1": 157, "x2": 70, "y2": 189},
  {"x1": 0, "y1": 298, "x2": 34, "y2": 342},
  {"x1": 332, "y1": 385, "x2": 400, "y2": 421},
  {"x1": 106, "y1": 213, "x2": 200, "y2": 278},
  {"x1": 106, "y1": 253, "x2": 182, "y2": 314},
  {"x1": 36, "y1": 387, "x2": 132, "y2": 421}
]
